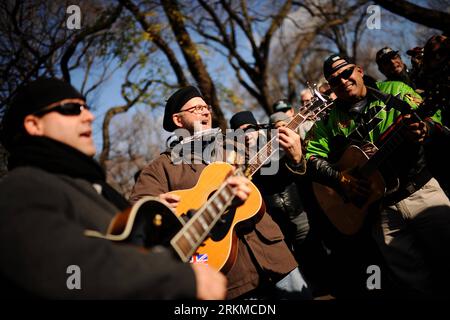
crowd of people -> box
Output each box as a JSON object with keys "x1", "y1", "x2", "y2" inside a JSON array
[{"x1": 0, "y1": 33, "x2": 448, "y2": 300}]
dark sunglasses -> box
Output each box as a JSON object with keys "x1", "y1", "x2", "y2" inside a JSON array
[
  {"x1": 328, "y1": 66, "x2": 355, "y2": 87},
  {"x1": 244, "y1": 124, "x2": 260, "y2": 131},
  {"x1": 34, "y1": 103, "x2": 90, "y2": 116},
  {"x1": 233, "y1": 124, "x2": 260, "y2": 135},
  {"x1": 379, "y1": 54, "x2": 400, "y2": 64}
]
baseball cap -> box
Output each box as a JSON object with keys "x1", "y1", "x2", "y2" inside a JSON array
[
  {"x1": 406, "y1": 47, "x2": 424, "y2": 57},
  {"x1": 269, "y1": 111, "x2": 291, "y2": 125},
  {"x1": 272, "y1": 99, "x2": 292, "y2": 113},
  {"x1": 376, "y1": 47, "x2": 399, "y2": 64}
]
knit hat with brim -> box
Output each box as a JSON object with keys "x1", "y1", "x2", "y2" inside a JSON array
[{"x1": 376, "y1": 47, "x2": 399, "y2": 64}]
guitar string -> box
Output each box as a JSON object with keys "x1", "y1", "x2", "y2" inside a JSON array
[
  {"x1": 360, "y1": 107, "x2": 428, "y2": 176},
  {"x1": 171, "y1": 166, "x2": 242, "y2": 259},
  {"x1": 174, "y1": 100, "x2": 331, "y2": 255},
  {"x1": 246, "y1": 100, "x2": 332, "y2": 176},
  {"x1": 172, "y1": 99, "x2": 332, "y2": 258}
]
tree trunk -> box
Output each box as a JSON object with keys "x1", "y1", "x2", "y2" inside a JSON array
[{"x1": 161, "y1": 0, "x2": 226, "y2": 130}]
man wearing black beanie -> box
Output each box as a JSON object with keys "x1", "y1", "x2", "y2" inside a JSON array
[{"x1": 0, "y1": 78, "x2": 227, "y2": 299}]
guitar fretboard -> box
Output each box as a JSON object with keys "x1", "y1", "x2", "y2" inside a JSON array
[
  {"x1": 246, "y1": 100, "x2": 332, "y2": 177},
  {"x1": 359, "y1": 104, "x2": 433, "y2": 178},
  {"x1": 170, "y1": 171, "x2": 241, "y2": 262},
  {"x1": 170, "y1": 96, "x2": 333, "y2": 262}
]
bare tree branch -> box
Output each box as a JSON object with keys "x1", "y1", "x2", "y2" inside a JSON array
[
  {"x1": 374, "y1": 0, "x2": 450, "y2": 33},
  {"x1": 160, "y1": 0, "x2": 225, "y2": 130},
  {"x1": 99, "y1": 61, "x2": 153, "y2": 167},
  {"x1": 60, "y1": 4, "x2": 123, "y2": 83},
  {"x1": 120, "y1": 0, "x2": 189, "y2": 86}
]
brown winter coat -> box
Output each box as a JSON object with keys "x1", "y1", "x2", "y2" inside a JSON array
[{"x1": 130, "y1": 148, "x2": 298, "y2": 299}]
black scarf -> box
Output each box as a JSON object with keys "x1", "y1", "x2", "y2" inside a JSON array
[{"x1": 7, "y1": 136, "x2": 129, "y2": 210}]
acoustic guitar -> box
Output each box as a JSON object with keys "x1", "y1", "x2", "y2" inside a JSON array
[
  {"x1": 312, "y1": 143, "x2": 386, "y2": 235},
  {"x1": 84, "y1": 163, "x2": 262, "y2": 273},
  {"x1": 312, "y1": 87, "x2": 445, "y2": 235},
  {"x1": 85, "y1": 91, "x2": 333, "y2": 272},
  {"x1": 168, "y1": 162, "x2": 263, "y2": 272},
  {"x1": 167, "y1": 91, "x2": 333, "y2": 272}
]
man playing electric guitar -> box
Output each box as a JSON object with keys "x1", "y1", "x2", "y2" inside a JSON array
[
  {"x1": 0, "y1": 78, "x2": 225, "y2": 300},
  {"x1": 306, "y1": 54, "x2": 450, "y2": 298},
  {"x1": 130, "y1": 86, "x2": 311, "y2": 300}
]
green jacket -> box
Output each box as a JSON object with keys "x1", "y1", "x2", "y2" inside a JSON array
[
  {"x1": 305, "y1": 80, "x2": 442, "y2": 201},
  {"x1": 306, "y1": 81, "x2": 441, "y2": 161}
]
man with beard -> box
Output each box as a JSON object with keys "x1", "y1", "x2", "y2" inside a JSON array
[{"x1": 130, "y1": 86, "x2": 311, "y2": 300}]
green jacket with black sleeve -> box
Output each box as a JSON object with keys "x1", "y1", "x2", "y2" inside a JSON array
[{"x1": 305, "y1": 80, "x2": 442, "y2": 204}]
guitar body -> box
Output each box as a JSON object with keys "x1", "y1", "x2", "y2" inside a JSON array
[
  {"x1": 169, "y1": 162, "x2": 264, "y2": 273},
  {"x1": 84, "y1": 196, "x2": 185, "y2": 248},
  {"x1": 312, "y1": 145, "x2": 386, "y2": 235},
  {"x1": 85, "y1": 97, "x2": 333, "y2": 272},
  {"x1": 84, "y1": 163, "x2": 264, "y2": 273}
]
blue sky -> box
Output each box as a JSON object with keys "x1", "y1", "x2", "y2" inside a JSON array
[{"x1": 71, "y1": 2, "x2": 441, "y2": 156}]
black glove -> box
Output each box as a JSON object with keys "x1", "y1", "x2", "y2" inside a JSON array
[{"x1": 307, "y1": 156, "x2": 341, "y2": 190}]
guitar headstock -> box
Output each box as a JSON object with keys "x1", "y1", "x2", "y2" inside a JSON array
[
  {"x1": 298, "y1": 85, "x2": 334, "y2": 121},
  {"x1": 417, "y1": 82, "x2": 449, "y2": 119},
  {"x1": 423, "y1": 82, "x2": 448, "y2": 108}
]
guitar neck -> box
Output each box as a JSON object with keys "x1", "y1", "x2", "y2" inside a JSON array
[
  {"x1": 359, "y1": 105, "x2": 431, "y2": 177},
  {"x1": 170, "y1": 171, "x2": 240, "y2": 262},
  {"x1": 169, "y1": 98, "x2": 333, "y2": 261},
  {"x1": 359, "y1": 128, "x2": 405, "y2": 177},
  {"x1": 245, "y1": 110, "x2": 311, "y2": 177},
  {"x1": 246, "y1": 100, "x2": 332, "y2": 177}
]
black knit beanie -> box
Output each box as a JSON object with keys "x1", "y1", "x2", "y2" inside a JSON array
[
  {"x1": 229, "y1": 111, "x2": 258, "y2": 130},
  {"x1": 163, "y1": 86, "x2": 204, "y2": 132},
  {"x1": 1, "y1": 77, "x2": 84, "y2": 150}
]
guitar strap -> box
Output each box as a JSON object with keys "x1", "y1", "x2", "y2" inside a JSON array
[
  {"x1": 348, "y1": 105, "x2": 384, "y2": 142},
  {"x1": 366, "y1": 86, "x2": 414, "y2": 115},
  {"x1": 346, "y1": 87, "x2": 413, "y2": 143}
]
